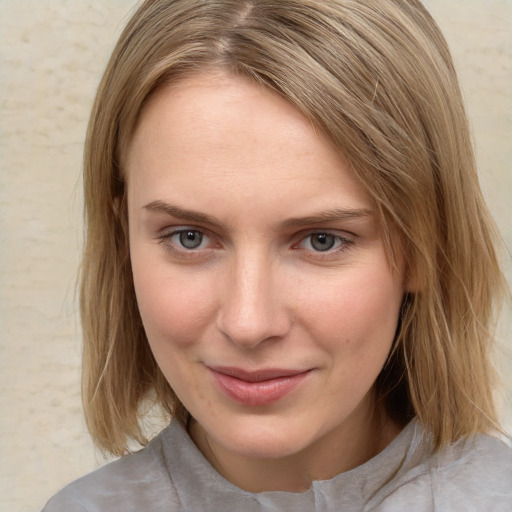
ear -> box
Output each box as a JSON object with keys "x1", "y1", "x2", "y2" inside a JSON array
[
  {"x1": 113, "y1": 195, "x2": 121, "y2": 214},
  {"x1": 403, "y1": 260, "x2": 423, "y2": 293},
  {"x1": 397, "y1": 236, "x2": 422, "y2": 293}
]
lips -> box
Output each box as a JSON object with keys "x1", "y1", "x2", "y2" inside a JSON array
[{"x1": 208, "y1": 366, "x2": 312, "y2": 406}]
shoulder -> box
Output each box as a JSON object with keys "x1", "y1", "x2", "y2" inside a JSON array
[
  {"x1": 432, "y1": 434, "x2": 512, "y2": 508},
  {"x1": 375, "y1": 432, "x2": 512, "y2": 512},
  {"x1": 40, "y1": 425, "x2": 182, "y2": 512}
]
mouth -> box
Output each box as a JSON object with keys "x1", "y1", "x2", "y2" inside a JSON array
[{"x1": 207, "y1": 366, "x2": 312, "y2": 406}]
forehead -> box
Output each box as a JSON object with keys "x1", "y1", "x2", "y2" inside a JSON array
[
  {"x1": 127, "y1": 71, "x2": 335, "y2": 172},
  {"x1": 125, "y1": 71, "x2": 373, "y2": 221}
]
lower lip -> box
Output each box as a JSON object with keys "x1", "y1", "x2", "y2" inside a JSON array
[{"x1": 209, "y1": 369, "x2": 311, "y2": 406}]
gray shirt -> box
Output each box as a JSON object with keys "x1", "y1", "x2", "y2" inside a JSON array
[{"x1": 42, "y1": 419, "x2": 512, "y2": 511}]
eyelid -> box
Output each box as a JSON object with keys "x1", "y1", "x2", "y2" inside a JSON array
[
  {"x1": 292, "y1": 229, "x2": 354, "y2": 256},
  {"x1": 156, "y1": 226, "x2": 220, "y2": 258},
  {"x1": 154, "y1": 225, "x2": 355, "y2": 261},
  {"x1": 157, "y1": 224, "x2": 211, "y2": 240}
]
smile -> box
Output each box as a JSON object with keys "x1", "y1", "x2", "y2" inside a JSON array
[{"x1": 207, "y1": 366, "x2": 312, "y2": 406}]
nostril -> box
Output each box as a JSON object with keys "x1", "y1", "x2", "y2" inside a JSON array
[{"x1": 216, "y1": 294, "x2": 290, "y2": 349}]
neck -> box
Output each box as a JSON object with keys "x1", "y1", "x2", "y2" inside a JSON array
[{"x1": 189, "y1": 399, "x2": 401, "y2": 493}]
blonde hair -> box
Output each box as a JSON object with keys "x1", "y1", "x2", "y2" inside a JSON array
[{"x1": 81, "y1": 0, "x2": 506, "y2": 456}]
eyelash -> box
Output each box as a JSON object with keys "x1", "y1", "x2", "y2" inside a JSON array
[
  {"x1": 157, "y1": 228, "x2": 216, "y2": 259},
  {"x1": 293, "y1": 232, "x2": 353, "y2": 257},
  {"x1": 156, "y1": 228, "x2": 354, "y2": 259}
]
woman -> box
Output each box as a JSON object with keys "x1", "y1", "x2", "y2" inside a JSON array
[{"x1": 43, "y1": 0, "x2": 511, "y2": 510}]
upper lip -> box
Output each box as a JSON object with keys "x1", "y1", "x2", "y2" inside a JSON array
[{"x1": 208, "y1": 366, "x2": 311, "y2": 382}]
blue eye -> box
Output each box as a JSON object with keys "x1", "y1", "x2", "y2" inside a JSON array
[
  {"x1": 175, "y1": 230, "x2": 204, "y2": 249},
  {"x1": 309, "y1": 233, "x2": 337, "y2": 252},
  {"x1": 156, "y1": 227, "x2": 217, "y2": 260},
  {"x1": 297, "y1": 232, "x2": 352, "y2": 255}
]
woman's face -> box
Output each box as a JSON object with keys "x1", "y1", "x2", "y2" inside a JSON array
[{"x1": 127, "y1": 72, "x2": 405, "y2": 475}]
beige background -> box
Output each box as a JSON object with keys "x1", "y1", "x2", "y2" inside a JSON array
[{"x1": 0, "y1": 1, "x2": 510, "y2": 511}]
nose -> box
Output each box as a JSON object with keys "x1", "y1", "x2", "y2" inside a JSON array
[{"x1": 216, "y1": 251, "x2": 291, "y2": 349}]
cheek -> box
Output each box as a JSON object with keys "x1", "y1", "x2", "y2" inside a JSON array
[
  {"x1": 306, "y1": 270, "x2": 403, "y2": 409},
  {"x1": 131, "y1": 255, "x2": 216, "y2": 348},
  {"x1": 130, "y1": 255, "x2": 223, "y2": 414},
  {"x1": 300, "y1": 265, "x2": 403, "y2": 357}
]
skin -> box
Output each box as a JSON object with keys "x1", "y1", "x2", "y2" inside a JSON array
[{"x1": 126, "y1": 71, "x2": 407, "y2": 493}]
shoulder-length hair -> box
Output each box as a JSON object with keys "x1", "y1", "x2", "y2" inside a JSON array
[{"x1": 81, "y1": 0, "x2": 506, "y2": 456}]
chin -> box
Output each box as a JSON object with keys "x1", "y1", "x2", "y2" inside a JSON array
[{"x1": 209, "y1": 415, "x2": 317, "y2": 459}]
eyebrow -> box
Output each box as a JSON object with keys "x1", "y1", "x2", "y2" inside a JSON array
[
  {"x1": 143, "y1": 200, "x2": 224, "y2": 228},
  {"x1": 143, "y1": 200, "x2": 373, "y2": 229},
  {"x1": 280, "y1": 208, "x2": 373, "y2": 228}
]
